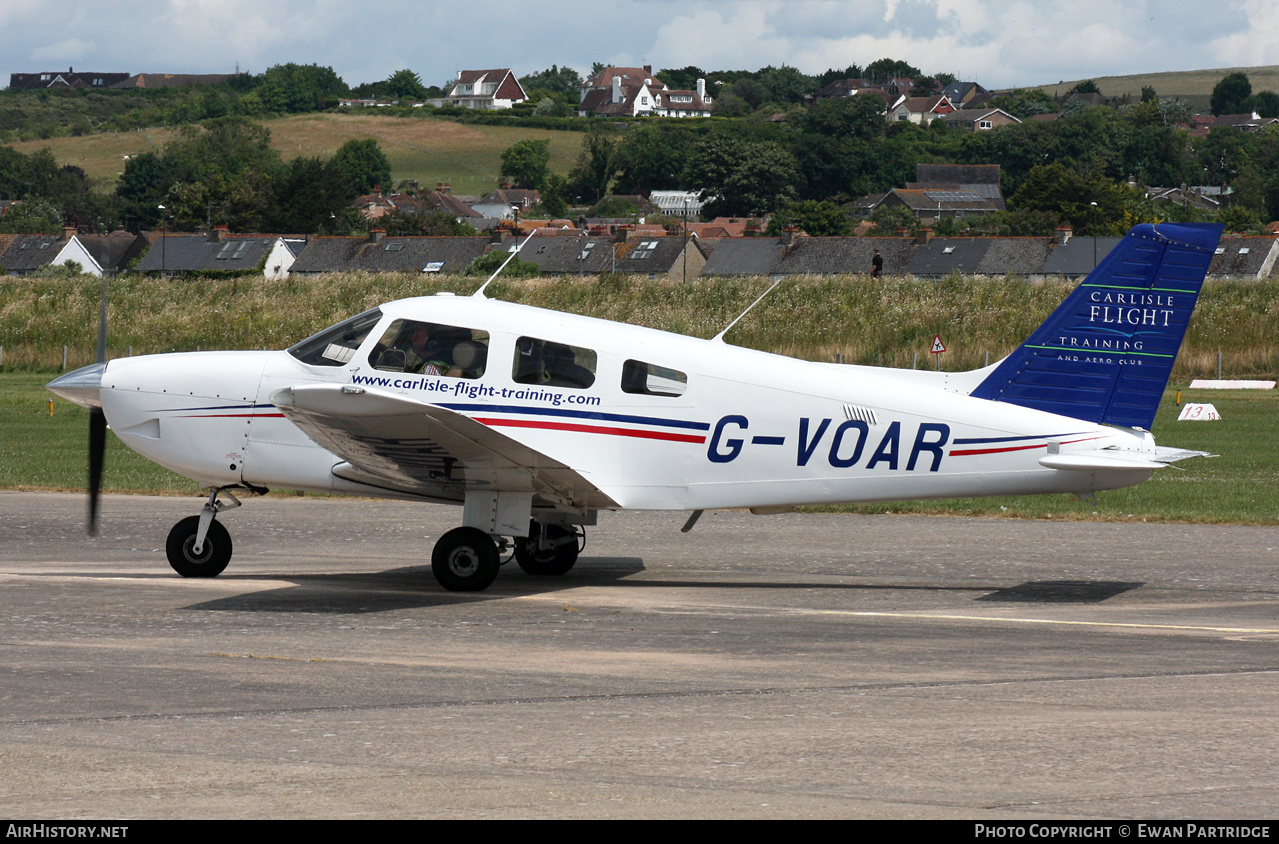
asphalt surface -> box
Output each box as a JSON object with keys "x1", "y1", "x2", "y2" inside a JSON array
[{"x1": 1, "y1": 491, "x2": 1278, "y2": 819}]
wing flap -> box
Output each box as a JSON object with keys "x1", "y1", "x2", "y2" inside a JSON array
[
  {"x1": 1039, "y1": 452, "x2": 1165, "y2": 471},
  {"x1": 271, "y1": 384, "x2": 617, "y2": 510}
]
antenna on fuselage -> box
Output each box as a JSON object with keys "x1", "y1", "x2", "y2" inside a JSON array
[
  {"x1": 473, "y1": 229, "x2": 538, "y2": 298},
  {"x1": 711, "y1": 277, "x2": 782, "y2": 343}
]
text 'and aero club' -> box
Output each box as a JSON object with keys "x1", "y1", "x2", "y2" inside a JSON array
[{"x1": 47, "y1": 223, "x2": 1223, "y2": 591}]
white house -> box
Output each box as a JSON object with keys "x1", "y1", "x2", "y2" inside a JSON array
[
  {"x1": 436, "y1": 69, "x2": 528, "y2": 110},
  {"x1": 265, "y1": 237, "x2": 306, "y2": 279},
  {"x1": 577, "y1": 66, "x2": 712, "y2": 117}
]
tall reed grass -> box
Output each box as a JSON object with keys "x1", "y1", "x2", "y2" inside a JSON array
[{"x1": 2, "y1": 272, "x2": 1276, "y2": 379}]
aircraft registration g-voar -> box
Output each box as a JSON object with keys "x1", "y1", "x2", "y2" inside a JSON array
[{"x1": 48, "y1": 222, "x2": 1222, "y2": 591}]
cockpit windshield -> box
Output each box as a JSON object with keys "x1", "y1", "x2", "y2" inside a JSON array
[{"x1": 287, "y1": 308, "x2": 383, "y2": 367}]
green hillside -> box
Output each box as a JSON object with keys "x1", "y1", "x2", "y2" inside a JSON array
[
  {"x1": 7, "y1": 113, "x2": 586, "y2": 195},
  {"x1": 1034, "y1": 64, "x2": 1279, "y2": 108}
]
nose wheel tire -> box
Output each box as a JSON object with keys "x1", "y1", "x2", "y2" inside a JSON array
[
  {"x1": 514, "y1": 522, "x2": 580, "y2": 576},
  {"x1": 432, "y1": 527, "x2": 500, "y2": 592},
  {"x1": 166, "y1": 516, "x2": 232, "y2": 578}
]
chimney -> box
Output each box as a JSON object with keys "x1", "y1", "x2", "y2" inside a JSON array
[
  {"x1": 781, "y1": 226, "x2": 799, "y2": 247},
  {"x1": 696, "y1": 78, "x2": 706, "y2": 101},
  {"x1": 62, "y1": 225, "x2": 76, "y2": 241},
  {"x1": 490, "y1": 228, "x2": 508, "y2": 245},
  {"x1": 435, "y1": 181, "x2": 449, "y2": 194},
  {"x1": 643, "y1": 65, "x2": 652, "y2": 75},
  {"x1": 612, "y1": 75, "x2": 623, "y2": 104},
  {"x1": 1054, "y1": 226, "x2": 1072, "y2": 245},
  {"x1": 210, "y1": 225, "x2": 229, "y2": 243},
  {"x1": 367, "y1": 228, "x2": 385, "y2": 244},
  {"x1": 916, "y1": 227, "x2": 933, "y2": 245}
]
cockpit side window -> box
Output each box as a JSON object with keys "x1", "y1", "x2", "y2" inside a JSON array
[
  {"x1": 512, "y1": 337, "x2": 596, "y2": 389},
  {"x1": 287, "y1": 308, "x2": 383, "y2": 367},
  {"x1": 370, "y1": 319, "x2": 489, "y2": 379},
  {"x1": 621, "y1": 360, "x2": 688, "y2": 397}
]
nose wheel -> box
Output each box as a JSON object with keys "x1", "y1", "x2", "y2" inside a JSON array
[
  {"x1": 165, "y1": 488, "x2": 240, "y2": 578},
  {"x1": 166, "y1": 516, "x2": 232, "y2": 577}
]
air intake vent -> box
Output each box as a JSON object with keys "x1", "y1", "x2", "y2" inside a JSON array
[{"x1": 842, "y1": 404, "x2": 878, "y2": 425}]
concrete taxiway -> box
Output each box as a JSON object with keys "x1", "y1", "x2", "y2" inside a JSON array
[{"x1": 1, "y1": 491, "x2": 1277, "y2": 819}]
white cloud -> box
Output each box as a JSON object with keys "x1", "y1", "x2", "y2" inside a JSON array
[
  {"x1": 1206, "y1": 0, "x2": 1279, "y2": 68},
  {"x1": 30, "y1": 38, "x2": 95, "y2": 64},
  {"x1": 0, "y1": 0, "x2": 1272, "y2": 92}
]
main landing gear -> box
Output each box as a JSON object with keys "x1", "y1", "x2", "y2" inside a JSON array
[
  {"x1": 165, "y1": 487, "x2": 241, "y2": 578},
  {"x1": 161, "y1": 487, "x2": 588, "y2": 593},
  {"x1": 431, "y1": 519, "x2": 585, "y2": 592}
]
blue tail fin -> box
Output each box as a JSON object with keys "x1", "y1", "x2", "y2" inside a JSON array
[{"x1": 970, "y1": 222, "x2": 1223, "y2": 429}]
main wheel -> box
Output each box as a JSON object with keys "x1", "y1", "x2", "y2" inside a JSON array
[
  {"x1": 514, "y1": 521, "x2": 580, "y2": 576},
  {"x1": 432, "y1": 527, "x2": 500, "y2": 592},
  {"x1": 166, "y1": 516, "x2": 232, "y2": 578}
]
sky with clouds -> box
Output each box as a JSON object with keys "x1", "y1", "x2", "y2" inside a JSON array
[{"x1": 4, "y1": 0, "x2": 1278, "y2": 92}]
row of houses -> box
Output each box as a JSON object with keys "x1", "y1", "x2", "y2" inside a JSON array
[
  {"x1": 5, "y1": 225, "x2": 1276, "y2": 281},
  {"x1": 354, "y1": 184, "x2": 544, "y2": 225},
  {"x1": 7, "y1": 68, "x2": 231, "y2": 89},
  {"x1": 16, "y1": 65, "x2": 1273, "y2": 139}
]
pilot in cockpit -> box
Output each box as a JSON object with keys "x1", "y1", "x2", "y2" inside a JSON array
[{"x1": 403, "y1": 323, "x2": 452, "y2": 375}]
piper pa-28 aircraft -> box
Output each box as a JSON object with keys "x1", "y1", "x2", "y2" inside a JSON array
[{"x1": 48, "y1": 222, "x2": 1222, "y2": 591}]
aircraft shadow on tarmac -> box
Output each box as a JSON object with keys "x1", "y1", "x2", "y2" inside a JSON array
[
  {"x1": 977, "y1": 580, "x2": 1145, "y2": 603},
  {"x1": 182, "y1": 556, "x2": 649, "y2": 613},
  {"x1": 181, "y1": 556, "x2": 1146, "y2": 614}
]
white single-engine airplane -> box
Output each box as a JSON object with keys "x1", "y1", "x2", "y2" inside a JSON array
[{"x1": 48, "y1": 222, "x2": 1222, "y2": 591}]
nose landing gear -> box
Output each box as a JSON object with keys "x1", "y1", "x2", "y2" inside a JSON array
[{"x1": 165, "y1": 488, "x2": 241, "y2": 577}]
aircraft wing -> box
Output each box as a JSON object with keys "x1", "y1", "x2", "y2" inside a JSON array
[{"x1": 271, "y1": 383, "x2": 618, "y2": 510}]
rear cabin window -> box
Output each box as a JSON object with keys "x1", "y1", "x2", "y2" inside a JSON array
[
  {"x1": 370, "y1": 319, "x2": 489, "y2": 378},
  {"x1": 288, "y1": 308, "x2": 383, "y2": 367},
  {"x1": 622, "y1": 360, "x2": 688, "y2": 397},
  {"x1": 512, "y1": 337, "x2": 596, "y2": 389}
]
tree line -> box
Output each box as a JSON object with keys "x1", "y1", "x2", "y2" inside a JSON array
[
  {"x1": 502, "y1": 74, "x2": 1279, "y2": 236},
  {"x1": 4, "y1": 60, "x2": 1279, "y2": 237}
]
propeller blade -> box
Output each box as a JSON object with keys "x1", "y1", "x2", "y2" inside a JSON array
[{"x1": 88, "y1": 406, "x2": 106, "y2": 536}]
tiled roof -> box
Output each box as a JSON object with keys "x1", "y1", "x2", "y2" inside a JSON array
[
  {"x1": 613, "y1": 236, "x2": 702, "y2": 275},
  {"x1": 477, "y1": 189, "x2": 541, "y2": 207},
  {"x1": 813, "y1": 78, "x2": 874, "y2": 99},
  {"x1": 700, "y1": 238, "x2": 785, "y2": 275},
  {"x1": 514, "y1": 234, "x2": 617, "y2": 275},
  {"x1": 0, "y1": 234, "x2": 68, "y2": 272},
  {"x1": 890, "y1": 189, "x2": 1000, "y2": 213},
  {"x1": 1040, "y1": 236, "x2": 1125, "y2": 275},
  {"x1": 290, "y1": 236, "x2": 490, "y2": 274},
  {"x1": 687, "y1": 218, "x2": 754, "y2": 238},
  {"x1": 134, "y1": 234, "x2": 279, "y2": 273},
  {"x1": 657, "y1": 88, "x2": 712, "y2": 113},
  {"x1": 446, "y1": 69, "x2": 527, "y2": 104},
  {"x1": 779, "y1": 237, "x2": 915, "y2": 276},
  {"x1": 75, "y1": 233, "x2": 147, "y2": 273},
  {"x1": 421, "y1": 191, "x2": 483, "y2": 218},
  {"x1": 1209, "y1": 236, "x2": 1279, "y2": 278},
  {"x1": 582, "y1": 67, "x2": 665, "y2": 90},
  {"x1": 973, "y1": 237, "x2": 1054, "y2": 275},
  {"x1": 111, "y1": 74, "x2": 231, "y2": 89},
  {"x1": 896, "y1": 96, "x2": 952, "y2": 114}
]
